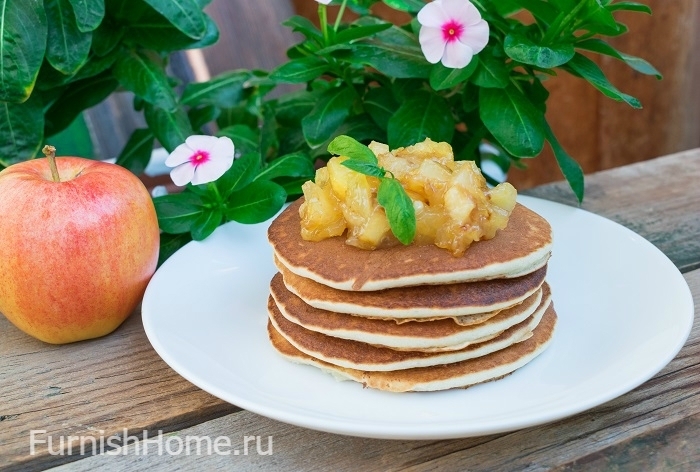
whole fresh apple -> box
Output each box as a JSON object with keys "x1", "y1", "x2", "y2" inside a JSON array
[{"x1": 0, "y1": 148, "x2": 160, "y2": 344}]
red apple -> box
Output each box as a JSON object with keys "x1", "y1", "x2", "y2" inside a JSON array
[{"x1": 0, "y1": 149, "x2": 160, "y2": 344}]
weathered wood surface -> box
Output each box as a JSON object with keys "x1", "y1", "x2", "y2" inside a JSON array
[
  {"x1": 0, "y1": 312, "x2": 238, "y2": 471},
  {"x1": 47, "y1": 269, "x2": 700, "y2": 471},
  {"x1": 524, "y1": 148, "x2": 700, "y2": 273},
  {"x1": 1, "y1": 150, "x2": 699, "y2": 471}
]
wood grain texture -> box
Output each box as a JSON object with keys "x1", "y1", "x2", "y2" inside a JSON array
[
  {"x1": 524, "y1": 148, "x2": 700, "y2": 273},
  {"x1": 45, "y1": 270, "x2": 699, "y2": 472},
  {"x1": 0, "y1": 310, "x2": 238, "y2": 472},
  {"x1": 2, "y1": 151, "x2": 699, "y2": 471}
]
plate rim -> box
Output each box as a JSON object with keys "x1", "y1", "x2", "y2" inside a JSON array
[{"x1": 142, "y1": 195, "x2": 695, "y2": 439}]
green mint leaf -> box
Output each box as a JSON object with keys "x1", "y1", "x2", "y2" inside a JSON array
[
  {"x1": 327, "y1": 135, "x2": 378, "y2": 164},
  {"x1": 377, "y1": 178, "x2": 416, "y2": 245},
  {"x1": 341, "y1": 159, "x2": 386, "y2": 178}
]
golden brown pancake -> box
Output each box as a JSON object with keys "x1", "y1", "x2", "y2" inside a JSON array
[
  {"x1": 268, "y1": 200, "x2": 552, "y2": 291},
  {"x1": 268, "y1": 304, "x2": 557, "y2": 392},
  {"x1": 267, "y1": 290, "x2": 551, "y2": 371},
  {"x1": 271, "y1": 274, "x2": 550, "y2": 352},
  {"x1": 276, "y1": 261, "x2": 547, "y2": 319}
]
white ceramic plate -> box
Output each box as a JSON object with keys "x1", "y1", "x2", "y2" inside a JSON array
[{"x1": 142, "y1": 196, "x2": 694, "y2": 439}]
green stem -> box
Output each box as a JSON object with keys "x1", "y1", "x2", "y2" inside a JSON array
[
  {"x1": 319, "y1": 5, "x2": 329, "y2": 46},
  {"x1": 333, "y1": 0, "x2": 348, "y2": 32},
  {"x1": 542, "y1": 0, "x2": 587, "y2": 44},
  {"x1": 42, "y1": 145, "x2": 60, "y2": 183},
  {"x1": 208, "y1": 182, "x2": 223, "y2": 205}
]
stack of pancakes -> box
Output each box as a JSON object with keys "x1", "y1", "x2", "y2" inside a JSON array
[{"x1": 266, "y1": 199, "x2": 557, "y2": 392}]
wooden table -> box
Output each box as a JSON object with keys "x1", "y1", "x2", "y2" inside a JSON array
[{"x1": 2, "y1": 149, "x2": 699, "y2": 471}]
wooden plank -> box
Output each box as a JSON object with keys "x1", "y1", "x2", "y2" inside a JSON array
[
  {"x1": 45, "y1": 269, "x2": 700, "y2": 471},
  {"x1": 0, "y1": 310, "x2": 238, "y2": 472},
  {"x1": 524, "y1": 148, "x2": 700, "y2": 273}
]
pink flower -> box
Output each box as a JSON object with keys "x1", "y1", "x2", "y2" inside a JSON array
[
  {"x1": 165, "y1": 136, "x2": 235, "y2": 186},
  {"x1": 315, "y1": 0, "x2": 332, "y2": 4},
  {"x1": 418, "y1": 0, "x2": 489, "y2": 69}
]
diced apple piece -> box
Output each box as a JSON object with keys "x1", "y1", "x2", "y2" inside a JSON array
[
  {"x1": 300, "y1": 181, "x2": 346, "y2": 241},
  {"x1": 488, "y1": 182, "x2": 517, "y2": 212}
]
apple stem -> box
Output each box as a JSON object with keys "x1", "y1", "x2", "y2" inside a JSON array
[{"x1": 42, "y1": 145, "x2": 61, "y2": 183}]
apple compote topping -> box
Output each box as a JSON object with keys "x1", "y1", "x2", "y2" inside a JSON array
[{"x1": 299, "y1": 138, "x2": 517, "y2": 256}]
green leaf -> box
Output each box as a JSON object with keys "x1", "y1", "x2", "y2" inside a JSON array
[
  {"x1": 282, "y1": 15, "x2": 322, "y2": 41},
  {"x1": 565, "y1": 53, "x2": 642, "y2": 108},
  {"x1": 144, "y1": 104, "x2": 194, "y2": 152},
  {"x1": 309, "y1": 114, "x2": 382, "y2": 159},
  {"x1": 382, "y1": 0, "x2": 424, "y2": 12},
  {"x1": 254, "y1": 152, "x2": 314, "y2": 181},
  {"x1": 429, "y1": 58, "x2": 479, "y2": 91},
  {"x1": 511, "y1": 0, "x2": 558, "y2": 24},
  {"x1": 328, "y1": 135, "x2": 377, "y2": 163},
  {"x1": 545, "y1": 121, "x2": 584, "y2": 203},
  {"x1": 217, "y1": 105, "x2": 258, "y2": 129},
  {"x1": 274, "y1": 89, "x2": 321, "y2": 127},
  {"x1": 48, "y1": 51, "x2": 117, "y2": 87},
  {"x1": 158, "y1": 233, "x2": 192, "y2": 267},
  {"x1": 141, "y1": 0, "x2": 206, "y2": 39},
  {"x1": 341, "y1": 160, "x2": 386, "y2": 178},
  {"x1": 181, "y1": 70, "x2": 249, "y2": 107},
  {"x1": 92, "y1": 16, "x2": 123, "y2": 56},
  {"x1": 548, "y1": 0, "x2": 577, "y2": 11},
  {"x1": 363, "y1": 86, "x2": 398, "y2": 131},
  {"x1": 69, "y1": 0, "x2": 105, "y2": 32},
  {"x1": 259, "y1": 103, "x2": 279, "y2": 161},
  {"x1": 114, "y1": 51, "x2": 177, "y2": 110},
  {"x1": 504, "y1": 33, "x2": 574, "y2": 68},
  {"x1": 479, "y1": 85, "x2": 546, "y2": 157},
  {"x1": 191, "y1": 208, "x2": 223, "y2": 241},
  {"x1": 226, "y1": 180, "x2": 286, "y2": 224},
  {"x1": 470, "y1": 54, "x2": 509, "y2": 88},
  {"x1": 154, "y1": 192, "x2": 205, "y2": 234},
  {"x1": 270, "y1": 57, "x2": 329, "y2": 84},
  {"x1": 44, "y1": 73, "x2": 118, "y2": 137},
  {"x1": 216, "y1": 151, "x2": 260, "y2": 197},
  {"x1": 342, "y1": 42, "x2": 431, "y2": 78},
  {"x1": 580, "y1": 0, "x2": 621, "y2": 34},
  {"x1": 301, "y1": 86, "x2": 356, "y2": 148},
  {"x1": 334, "y1": 22, "x2": 392, "y2": 44},
  {"x1": 377, "y1": 178, "x2": 416, "y2": 245},
  {"x1": 115, "y1": 128, "x2": 154, "y2": 175},
  {"x1": 606, "y1": 1, "x2": 651, "y2": 14},
  {"x1": 129, "y1": 11, "x2": 218, "y2": 52},
  {"x1": 576, "y1": 38, "x2": 661, "y2": 78},
  {"x1": 0, "y1": 0, "x2": 46, "y2": 102},
  {"x1": 188, "y1": 105, "x2": 219, "y2": 131},
  {"x1": 218, "y1": 125, "x2": 259, "y2": 156},
  {"x1": 387, "y1": 92, "x2": 454, "y2": 149},
  {"x1": 0, "y1": 94, "x2": 44, "y2": 165},
  {"x1": 45, "y1": 0, "x2": 92, "y2": 75}
]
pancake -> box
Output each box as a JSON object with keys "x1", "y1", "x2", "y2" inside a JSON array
[
  {"x1": 267, "y1": 290, "x2": 551, "y2": 371},
  {"x1": 268, "y1": 200, "x2": 552, "y2": 291},
  {"x1": 271, "y1": 274, "x2": 550, "y2": 352},
  {"x1": 268, "y1": 303, "x2": 557, "y2": 392},
  {"x1": 277, "y1": 261, "x2": 547, "y2": 319}
]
